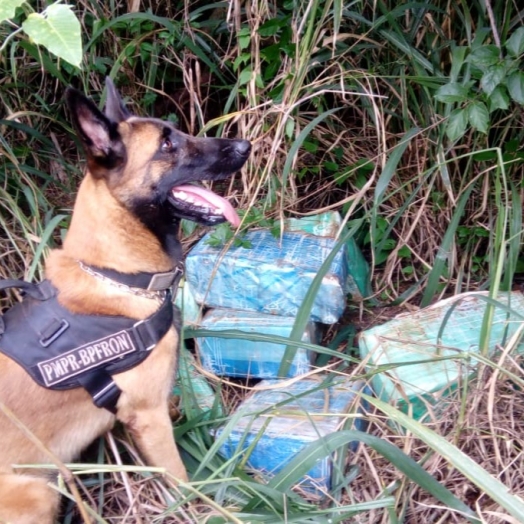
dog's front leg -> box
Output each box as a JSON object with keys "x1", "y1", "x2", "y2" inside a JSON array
[
  {"x1": 113, "y1": 331, "x2": 188, "y2": 485},
  {"x1": 121, "y1": 405, "x2": 188, "y2": 484}
]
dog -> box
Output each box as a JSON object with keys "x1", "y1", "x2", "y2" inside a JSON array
[{"x1": 0, "y1": 78, "x2": 251, "y2": 523}]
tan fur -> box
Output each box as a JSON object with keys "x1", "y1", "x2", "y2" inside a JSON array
[
  {"x1": 0, "y1": 119, "x2": 188, "y2": 524},
  {"x1": 0, "y1": 80, "x2": 250, "y2": 522}
]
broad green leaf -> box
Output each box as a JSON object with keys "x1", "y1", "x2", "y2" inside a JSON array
[
  {"x1": 0, "y1": 0, "x2": 25, "y2": 23},
  {"x1": 466, "y1": 45, "x2": 500, "y2": 70},
  {"x1": 21, "y1": 4, "x2": 82, "y2": 68},
  {"x1": 434, "y1": 82, "x2": 469, "y2": 104},
  {"x1": 507, "y1": 71, "x2": 524, "y2": 104},
  {"x1": 505, "y1": 27, "x2": 524, "y2": 58},
  {"x1": 258, "y1": 17, "x2": 284, "y2": 37},
  {"x1": 467, "y1": 101, "x2": 489, "y2": 134},
  {"x1": 488, "y1": 86, "x2": 510, "y2": 112},
  {"x1": 480, "y1": 64, "x2": 505, "y2": 95},
  {"x1": 238, "y1": 27, "x2": 250, "y2": 50},
  {"x1": 445, "y1": 108, "x2": 468, "y2": 141},
  {"x1": 238, "y1": 68, "x2": 252, "y2": 86}
]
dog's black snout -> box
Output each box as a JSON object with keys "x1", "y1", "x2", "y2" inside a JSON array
[{"x1": 233, "y1": 139, "x2": 251, "y2": 157}]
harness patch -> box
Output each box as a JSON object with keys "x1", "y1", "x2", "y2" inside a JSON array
[
  {"x1": 38, "y1": 330, "x2": 136, "y2": 387},
  {"x1": 0, "y1": 278, "x2": 177, "y2": 412}
]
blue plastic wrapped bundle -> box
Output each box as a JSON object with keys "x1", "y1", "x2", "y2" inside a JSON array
[
  {"x1": 197, "y1": 308, "x2": 318, "y2": 378},
  {"x1": 172, "y1": 347, "x2": 222, "y2": 418},
  {"x1": 284, "y1": 211, "x2": 342, "y2": 237},
  {"x1": 284, "y1": 212, "x2": 370, "y2": 299},
  {"x1": 186, "y1": 230, "x2": 348, "y2": 324},
  {"x1": 359, "y1": 291, "x2": 524, "y2": 419},
  {"x1": 174, "y1": 280, "x2": 201, "y2": 327},
  {"x1": 216, "y1": 377, "x2": 370, "y2": 494}
]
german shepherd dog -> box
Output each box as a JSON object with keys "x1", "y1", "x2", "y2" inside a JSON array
[{"x1": 0, "y1": 78, "x2": 250, "y2": 523}]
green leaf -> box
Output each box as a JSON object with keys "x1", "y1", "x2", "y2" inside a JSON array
[
  {"x1": 238, "y1": 67, "x2": 252, "y2": 86},
  {"x1": 466, "y1": 45, "x2": 500, "y2": 70},
  {"x1": 27, "y1": 214, "x2": 68, "y2": 281},
  {"x1": 0, "y1": 0, "x2": 25, "y2": 23},
  {"x1": 506, "y1": 71, "x2": 524, "y2": 104},
  {"x1": 488, "y1": 86, "x2": 510, "y2": 112},
  {"x1": 398, "y1": 246, "x2": 411, "y2": 258},
  {"x1": 449, "y1": 46, "x2": 468, "y2": 82},
  {"x1": 480, "y1": 64, "x2": 505, "y2": 95},
  {"x1": 434, "y1": 82, "x2": 469, "y2": 104},
  {"x1": 258, "y1": 17, "x2": 285, "y2": 37},
  {"x1": 374, "y1": 128, "x2": 419, "y2": 205},
  {"x1": 467, "y1": 101, "x2": 489, "y2": 134},
  {"x1": 505, "y1": 27, "x2": 524, "y2": 58},
  {"x1": 285, "y1": 116, "x2": 295, "y2": 138},
  {"x1": 254, "y1": 73, "x2": 264, "y2": 90},
  {"x1": 445, "y1": 108, "x2": 468, "y2": 141},
  {"x1": 232, "y1": 53, "x2": 250, "y2": 73},
  {"x1": 421, "y1": 184, "x2": 474, "y2": 306},
  {"x1": 238, "y1": 27, "x2": 250, "y2": 51},
  {"x1": 22, "y1": 4, "x2": 82, "y2": 68}
]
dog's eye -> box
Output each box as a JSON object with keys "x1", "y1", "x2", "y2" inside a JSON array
[{"x1": 161, "y1": 138, "x2": 174, "y2": 152}]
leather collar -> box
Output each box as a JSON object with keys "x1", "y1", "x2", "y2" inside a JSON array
[{"x1": 78, "y1": 260, "x2": 185, "y2": 293}]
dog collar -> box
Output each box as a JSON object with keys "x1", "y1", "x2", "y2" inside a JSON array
[{"x1": 77, "y1": 260, "x2": 184, "y2": 300}]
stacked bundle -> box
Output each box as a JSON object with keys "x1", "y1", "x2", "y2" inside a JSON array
[
  {"x1": 183, "y1": 212, "x2": 371, "y2": 491},
  {"x1": 186, "y1": 211, "x2": 368, "y2": 378}
]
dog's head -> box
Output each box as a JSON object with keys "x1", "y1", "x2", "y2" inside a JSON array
[{"x1": 66, "y1": 78, "x2": 250, "y2": 231}]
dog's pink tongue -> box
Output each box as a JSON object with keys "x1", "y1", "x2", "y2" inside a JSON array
[{"x1": 172, "y1": 185, "x2": 240, "y2": 227}]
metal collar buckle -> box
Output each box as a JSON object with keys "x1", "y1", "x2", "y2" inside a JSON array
[
  {"x1": 147, "y1": 269, "x2": 179, "y2": 291},
  {"x1": 147, "y1": 263, "x2": 184, "y2": 292}
]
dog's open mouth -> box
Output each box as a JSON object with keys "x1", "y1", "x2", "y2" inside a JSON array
[{"x1": 169, "y1": 185, "x2": 240, "y2": 227}]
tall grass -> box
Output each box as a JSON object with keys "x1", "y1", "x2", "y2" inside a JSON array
[{"x1": 1, "y1": 0, "x2": 524, "y2": 522}]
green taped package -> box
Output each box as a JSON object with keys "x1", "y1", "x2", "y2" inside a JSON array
[{"x1": 359, "y1": 291, "x2": 524, "y2": 420}]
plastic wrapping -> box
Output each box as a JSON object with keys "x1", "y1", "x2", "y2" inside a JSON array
[
  {"x1": 186, "y1": 230, "x2": 347, "y2": 324},
  {"x1": 174, "y1": 280, "x2": 201, "y2": 327},
  {"x1": 173, "y1": 347, "x2": 222, "y2": 418},
  {"x1": 284, "y1": 211, "x2": 369, "y2": 299},
  {"x1": 197, "y1": 308, "x2": 318, "y2": 378},
  {"x1": 359, "y1": 291, "x2": 524, "y2": 419},
  {"x1": 216, "y1": 377, "x2": 370, "y2": 493}
]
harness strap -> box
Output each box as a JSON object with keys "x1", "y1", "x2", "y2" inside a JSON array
[
  {"x1": 77, "y1": 291, "x2": 173, "y2": 412},
  {"x1": 131, "y1": 294, "x2": 175, "y2": 351},
  {"x1": 0, "y1": 280, "x2": 56, "y2": 335},
  {"x1": 35, "y1": 290, "x2": 174, "y2": 412},
  {"x1": 0, "y1": 279, "x2": 55, "y2": 301},
  {"x1": 81, "y1": 290, "x2": 174, "y2": 412},
  {"x1": 78, "y1": 370, "x2": 121, "y2": 414}
]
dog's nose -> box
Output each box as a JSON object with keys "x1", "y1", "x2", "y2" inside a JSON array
[{"x1": 233, "y1": 139, "x2": 251, "y2": 157}]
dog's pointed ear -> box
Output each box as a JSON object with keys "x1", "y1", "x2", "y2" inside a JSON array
[
  {"x1": 66, "y1": 87, "x2": 126, "y2": 173},
  {"x1": 104, "y1": 77, "x2": 132, "y2": 123}
]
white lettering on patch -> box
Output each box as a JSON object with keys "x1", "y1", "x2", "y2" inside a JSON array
[{"x1": 37, "y1": 331, "x2": 136, "y2": 387}]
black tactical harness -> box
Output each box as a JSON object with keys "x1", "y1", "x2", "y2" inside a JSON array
[{"x1": 0, "y1": 263, "x2": 184, "y2": 414}]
